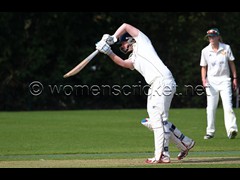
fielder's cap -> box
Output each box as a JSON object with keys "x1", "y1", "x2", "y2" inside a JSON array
[
  {"x1": 206, "y1": 28, "x2": 220, "y2": 37},
  {"x1": 118, "y1": 32, "x2": 132, "y2": 44}
]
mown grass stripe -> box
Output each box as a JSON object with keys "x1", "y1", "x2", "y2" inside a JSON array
[{"x1": 1, "y1": 151, "x2": 240, "y2": 161}]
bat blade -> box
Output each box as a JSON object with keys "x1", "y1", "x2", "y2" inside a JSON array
[{"x1": 63, "y1": 50, "x2": 99, "y2": 78}]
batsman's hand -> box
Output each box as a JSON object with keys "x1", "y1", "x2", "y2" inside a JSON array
[
  {"x1": 96, "y1": 40, "x2": 113, "y2": 55},
  {"x1": 101, "y1": 34, "x2": 117, "y2": 45}
]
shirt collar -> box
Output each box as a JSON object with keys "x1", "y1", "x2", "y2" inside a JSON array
[{"x1": 207, "y1": 42, "x2": 224, "y2": 52}]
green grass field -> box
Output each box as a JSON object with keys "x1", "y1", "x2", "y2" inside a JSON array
[{"x1": 0, "y1": 108, "x2": 240, "y2": 168}]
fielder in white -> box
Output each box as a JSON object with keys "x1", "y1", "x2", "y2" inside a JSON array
[
  {"x1": 95, "y1": 23, "x2": 195, "y2": 163},
  {"x1": 200, "y1": 28, "x2": 238, "y2": 140}
]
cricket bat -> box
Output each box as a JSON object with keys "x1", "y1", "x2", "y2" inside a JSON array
[{"x1": 63, "y1": 50, "x2": 99, "y2": 78}]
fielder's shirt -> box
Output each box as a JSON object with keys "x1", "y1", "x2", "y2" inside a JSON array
[{"x1": 200, "y1": 42, "x2": 235, "y2": 84}]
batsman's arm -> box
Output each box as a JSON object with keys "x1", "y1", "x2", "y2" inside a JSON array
[
  {"x1": 108, "y1": 52, "x2": 134, "y2": 70},
  {"x1": 112, "y1": 23, "x2": 139, "y2": 40}
]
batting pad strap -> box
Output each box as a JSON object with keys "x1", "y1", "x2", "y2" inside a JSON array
[
  {"x1": 179, "y1": 134, "x2": 185, "y2": 141},
  {"x1": 163, "y1": 146, "x2": 169, "y2": 152},
  {"x1": 169, "y1": 124, "x2": 176, "y2": 132},
  {"x1": 163, "y1": 121, "x2": 168, "y2": 125}
]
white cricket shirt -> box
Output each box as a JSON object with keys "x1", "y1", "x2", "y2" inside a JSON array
[
  {"x1": 200, "y1": 42, "x2": 235, "y2": 82},
  {"x1": 129, "y1": 31, "x2": 173, "y2": 85}
]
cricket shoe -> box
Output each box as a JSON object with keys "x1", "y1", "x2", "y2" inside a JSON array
[
  {"x1": 145, "y1": 155, "x2": 170, "y2": 164},
  {"x1": 228, "y1": 130, "x2": 238, "y2": 139},
  {"x1": 204, "y1": 134, "x2": 214, "y2": 140},
  {"x1": 177, "y1": 140, "x2": 195, "y2": 160}
]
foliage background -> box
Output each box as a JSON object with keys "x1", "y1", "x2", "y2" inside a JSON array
[{"x1": 1, "y1": 12, "x2": 240, "y2": 110}]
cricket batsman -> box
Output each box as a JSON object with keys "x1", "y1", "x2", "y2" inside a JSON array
[{"x1": 96, "y1": 23, "x2": 195, "y2": 163}]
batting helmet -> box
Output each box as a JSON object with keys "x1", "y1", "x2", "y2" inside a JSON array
[{"x1": 118, "y1": 32, "x2": 135, "y2": 44}]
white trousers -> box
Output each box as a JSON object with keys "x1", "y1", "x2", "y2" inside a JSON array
[
  {"x1": 147, "y1": 77, "x2": 176, "y2": 159},
  {"x1": 205, "y1": 79, "x2": 238, "y2": 137}
]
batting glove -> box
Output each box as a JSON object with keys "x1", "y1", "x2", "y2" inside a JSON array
[
  {"x1": 96, "y1": 40, "x2": 113, "y2": 55},
  {"x1": 101, "y1": 34, "x2": 117, "y2": 45}
]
